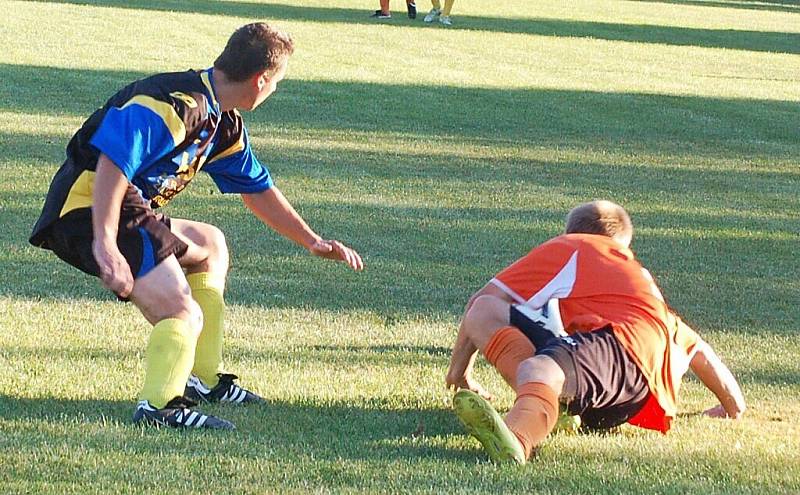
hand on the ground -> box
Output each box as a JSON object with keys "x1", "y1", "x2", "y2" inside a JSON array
[
  {"x1": 446, "y1": 373, "x2": 494, "y2": 401},
  {"x1": 703, "y1": 404, "x2": 739, "y2": 419},
  {"x1": 309, "y1": 239, "x2": 364, "y2": 271},
  {"x1": 92, "y1": 240, "x2": 134, "y2": 297}
]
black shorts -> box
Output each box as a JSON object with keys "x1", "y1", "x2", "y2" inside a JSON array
[
  {"x1": 534, "y1": 326, "x2": 650, "y2": 430},
  {"x1": 45, "y1": 185, "x2": 188, "y2": 284},
  {"x1": 509, "y1": 305, "x2": 560, "y2": 349}
]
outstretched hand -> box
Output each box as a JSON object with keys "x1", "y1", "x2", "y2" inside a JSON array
[
  {"x1": 309, "y1": 239, "x2": 364, "y2": 271},
  {"x1": 703, "y1": 404, "x2": 741, "y2": 419}
]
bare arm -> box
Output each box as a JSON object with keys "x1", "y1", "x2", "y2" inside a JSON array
[
  {"x1": 445, "y1": 282, "x2": 515, "y2": 399},
  {"x1": 92, "y1": 154, "x2": 134, "y2": 297},
  {"x1": 446, "y1": 324, "x2": 481, "y2": 389},
  {"x1": 689, "y1": 340, "x2": 746, "y2": 419},
  {"x1": 241, "y1": 187, "x2": 363, "y2": 271}
]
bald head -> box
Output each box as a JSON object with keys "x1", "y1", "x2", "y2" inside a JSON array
[{"x1": 565, "y1": 200, "x2": 633, "y2": 247}]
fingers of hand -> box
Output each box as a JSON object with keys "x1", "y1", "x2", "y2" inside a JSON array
[
  {"x1": 99, "y1": 256, "x2": 133, "y2": 297},
  {"x1": 329, "y1": 241, "x2": 364, "y2": 271},
  {"x1": 108, "y1": 269, "x2": 133, "y2": 297},
  {"x1": 350, "y1": 248, "x2": 364, "y2": 271},
  {"x1": 116, "y1": 272, "x2": 134, "y2": 297},
  {"x1": 342, "y1": 245, "x2": 364, "y2": 271},
  {"x1": 703, "y1": 406, "x2": 726, "y2": 418}
]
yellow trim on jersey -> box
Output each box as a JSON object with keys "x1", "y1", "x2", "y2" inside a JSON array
[
  {"x1": 59, "y1": 170, "x2": 96, "y2": 217},
  {"x1": 170, "y1": 91, "x2": 198, "y2": 108},
  {"x1": 120, "y1": 95, "x2": 186, "y2": 145},
  {"x1": 176, "y1": 151, "x2": 190, "y2": 173},
  {"x1": 207, "y1": 132, "x2": 245, "y2": 164},
  {"x1": 200, "y1": 71, "x2": 218, "y2": 108},
  {"x1": 196, "y1": 153, "x2": 209, "y2": 172}
]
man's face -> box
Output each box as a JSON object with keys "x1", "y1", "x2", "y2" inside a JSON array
[{"x1": 247, "y1": 59, "x2": 288, "y2": 111}]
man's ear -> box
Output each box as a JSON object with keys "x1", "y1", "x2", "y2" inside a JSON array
[{"x1": 254, "y1": 70, "x2": 270, "y2": 90}]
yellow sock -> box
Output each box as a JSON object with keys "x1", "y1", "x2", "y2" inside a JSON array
[
  {"x1": 187, "y1": 272, "x2": 225, "y2": 388},
  {"x1": 138, "y1": 318, "x2": 196, "y2": 408},
  {"x1": 431, "y1": 0, "x2": 441, "y2": 9},
  {"x1": 443, "y1": 0, "x2": 454, "y2": 15}
]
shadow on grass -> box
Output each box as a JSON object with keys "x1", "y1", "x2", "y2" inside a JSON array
[
  {"x1": 640, "y1": 0, "x2": 800, "y2": 14},
  {"x1": 0, "y1": 342, "x2": 454, "y2": 370},
  {"x1": 1, "y1": 394, "x2": 797, "y2": 493},
  {"x1": 3, "y1": 64, "x2": 799, "y2": 149},
  {"x1": 0, "y1": 394, "x2": 468, "y2": 462},
  {"x1": 28, "y1": 0, "x2": 800, "y2": 53}
]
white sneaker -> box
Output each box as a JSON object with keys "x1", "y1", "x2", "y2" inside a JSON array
[
  {"x1": 439, "y1": 15, "x2": 452, "y2": 26},
  {"x1": 423, "y1": 8, "x2": 441, "y2": 22}
]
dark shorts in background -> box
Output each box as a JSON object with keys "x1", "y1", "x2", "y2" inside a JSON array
[
  {"x1": 536, "y1": 326, "x2": 650, "y2": 430},
  {"x1": 45, "y1": 186, "x2": 188, "y2": 283}
]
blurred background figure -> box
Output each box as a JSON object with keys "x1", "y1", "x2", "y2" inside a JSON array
[
  {"x1": 371, "y1": 0, "x2": 417, "y2": 19},
  {"x1": 424, "y1": 0, "x2": 455, "y2": 26}
]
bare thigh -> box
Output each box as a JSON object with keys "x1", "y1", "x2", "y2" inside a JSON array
[{"x1": 170, "y1": 218, "x2": 230, "y2": 279}]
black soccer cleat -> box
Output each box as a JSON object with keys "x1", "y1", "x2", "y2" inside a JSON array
[
  {"x1": 370, "y1": 9, "x2": 391, "y2": 19},
  {"x1": 132, "y1": 396, "x2": 235, "y2": 430},
  {"x1": 185, "y1": 373, "x2": 265, "y2": 405},
  {"x1": 407, "y1": 2, "x2": 417, "y2": 19}
]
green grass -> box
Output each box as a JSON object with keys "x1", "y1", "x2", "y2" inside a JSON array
[{"x1": 1, "y1": 0, "x2": 799, "y2": 493}]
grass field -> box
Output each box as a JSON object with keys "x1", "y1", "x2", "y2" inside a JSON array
[{"x1": 1, "y1": 0, "x2": 799, "y2": 493}]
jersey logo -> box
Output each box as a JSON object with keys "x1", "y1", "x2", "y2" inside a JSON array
[
  {"x1": 170, "y1": 91, "x2": 198, "y2": 108},
  {"x1": 561, "y1": 336, "x2": 577, "y2": 347}
]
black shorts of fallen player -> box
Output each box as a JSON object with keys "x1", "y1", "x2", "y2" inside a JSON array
[
  {"x1": 533, "y1": 326, "x2": 651, "y2": 430},
  {"x1": 509, "y1": 304, "x2": 561, "y2": 349}
]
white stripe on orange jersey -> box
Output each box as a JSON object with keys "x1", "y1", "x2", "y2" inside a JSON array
[
  {"x1": 489, "y1": 278, "x2": 526, "y2": 304},
  {"x1": 525, "y1": 249, "x2": 579, "y2": 309}
]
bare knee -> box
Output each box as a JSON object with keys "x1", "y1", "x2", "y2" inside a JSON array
[
  {"x1": 171, "y1": 297, "x2": 204, "y2": 338},
  {"x1": 516, "y1": 355, "x2": 565, "y2": 393},
  {"x1": 204, "y1": 225, "x2": 229, "y2": 271},
  {"x1": 130, "y1": 256, "x2": 203, "y2": 336},
  {"x1": 183, "y1": 224, "x2": 229, "y2": 275},
  {"x1": 463, "y1": 295, "x2": 512, "y2": 350},
  {"x1": 132, "y1": 283, "x2": 203, "y2": 338},
  {"x1": 143, "y1": 294, "x2": 203, "y2": 337}
]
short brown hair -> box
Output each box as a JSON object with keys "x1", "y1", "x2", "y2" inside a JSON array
[
  {"x1": 565, "y1": 200, "x2": 633, "y2": 240},
  {"x1": 214, "y1": 23, "x2": 294, "y2": 82}
]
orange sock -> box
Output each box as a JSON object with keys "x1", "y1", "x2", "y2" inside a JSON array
[
  {"x1": 505, "y1": 382, "x2": 559, "y2": 459},
  {"x1": 483, "y1": 326, "x2": 535, "y2": 390}
]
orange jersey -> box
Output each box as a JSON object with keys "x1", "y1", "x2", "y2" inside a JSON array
[{"x1": 491, "y1": 233, "x2": 702, "y2": 432}]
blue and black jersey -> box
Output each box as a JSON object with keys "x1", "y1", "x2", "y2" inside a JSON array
[{"x1": 30, "y1": 68, "x2": 272, "y2": 248}]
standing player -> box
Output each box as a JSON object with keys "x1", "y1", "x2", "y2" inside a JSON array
[
  {"x1": 448, "y1": 201, "x2": 745, "y2": 463},
  {"x1": 423, "y1": 0, "x2": 456, "y2": 26},
  {"x1": 370, "y1": 0, "x2": 418, "y2": 19},
  {"x1": 29, "y1": 23, "x2": 363, "y2": 430}
]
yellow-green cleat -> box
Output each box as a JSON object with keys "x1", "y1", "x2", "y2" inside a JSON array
[
  {"x1": 554, "y1": 408, "x2": 582, "y2": 434},
  {"x1": 452, "y1": 390, "x2": 526, "y2": 465}
]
